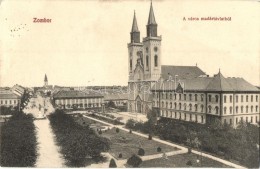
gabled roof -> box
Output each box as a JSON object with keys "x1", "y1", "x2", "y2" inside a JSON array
[
  {"x1": 206, "y1": 72, "x2": 234, "y2": 91},
  {"x1": 161, "y1": 65, "x2": 206, "y2": 80},
  {"x1": 131, "y1": 11, "x2": 139, "y2": 32},
  {"x1": 0, "y1": 91, "x2": 21, "y2": 99},
  {"x1": 147, "y1": 2, "x2": 157, "y2": 25}
]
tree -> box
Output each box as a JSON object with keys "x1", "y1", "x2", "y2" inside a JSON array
[
  {"x1": 138, "y1": 148, "x2": 145, "y2": 156},
  {"x1": 107, "y1": 101, "x2": 116, "y2": 108},
  {"x1": 116, "y1": 128, "x2": 120, "y2": 133},
  {"x1": 127, "y1": 154, "x2": 142, "y2": 167},
  {"x1": 109, "y1": 159, "x2": 117, "y2": 168}
]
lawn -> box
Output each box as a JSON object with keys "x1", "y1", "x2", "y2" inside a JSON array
[
  {"x1": 101, "y1": 128, "x2": 180, "y2": 160},
  {"x1": 139, "y1": 153, "x2": 232, "y2": 168},
  {"x1": 73, "y1": 115, "x2": 109, "y2": 131}
]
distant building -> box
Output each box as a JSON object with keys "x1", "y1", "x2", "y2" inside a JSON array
[
  {"x1": 53, "y1": 90, "x2": 104, "y2": 111},
  {"x1": 11, "y1": 84, "x2": 25, "y2": 96},
  {"x1": 104, "y1": 93, "x2": 128, "y2": 108},
  {"x1": 0, "y1": 88, "x2": 21, "y2": 108}
]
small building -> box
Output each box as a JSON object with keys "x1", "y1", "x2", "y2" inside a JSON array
[{"x1": 0, "y1": 89, "x2": 21, "y2": 108}]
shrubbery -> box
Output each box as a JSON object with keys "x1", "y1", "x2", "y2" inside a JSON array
[
  {"x1": 0, "y1": 111, "x2": 37, "y2": 167},
  {"x1": 157, "y1": 147, "x2": 161, "y2": 152},
  {"x1": 88, "y1": 114, "x2": 124, "y2": 125},
  {"x1": 138, "y1": 148, "x2": 145, "y2": 156},
  {"x1": 109, "y1": 158, "x2": 117, "y2": 168},
  {"x1": 127, "y1": 154, "x2": 142, "y2": 167},
  {"x1": 49, "y1": 110, "x2": 110, "y2": 167}
]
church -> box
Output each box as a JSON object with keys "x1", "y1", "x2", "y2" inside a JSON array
[{"x1": 127, "y1": 2, "x2": 260, "y2": 127}]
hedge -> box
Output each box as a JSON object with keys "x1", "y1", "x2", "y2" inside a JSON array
[
  {"x1": 0, "y1": 111, "x2": 38, "y2": 167},
  {"x1": 49, "y1": 110, "x2": 110, "y2": 167}
]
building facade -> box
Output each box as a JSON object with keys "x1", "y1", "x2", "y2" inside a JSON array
[
  {"x1": 0, "y1": 88, "x2": 21, "y2": 108},
  {"x1": 53, "y1": 90, "x2": 104, "y2": 111}
]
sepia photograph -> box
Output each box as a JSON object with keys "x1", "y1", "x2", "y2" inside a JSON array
[{"x1": 0, "y1": 0, "x2": 259, "y2": 168}]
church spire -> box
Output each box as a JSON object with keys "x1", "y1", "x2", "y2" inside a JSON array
[
  {"x1": 146, "y1": 1, "x2": 158, "y2": 37},
  {"x1": 44, "y1": 74, "x2": 48, "y2": 86},
  {"x1": 130, "y1": 11, "x2": 140, "y2": 43},
  {"x1": 147, "y1": 1, "x2": 156, "y2": 25},
  {"x1": 131, "y1": 11, "x2": 139, "y2": 32}
]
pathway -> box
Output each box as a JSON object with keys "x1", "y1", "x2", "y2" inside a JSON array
[
  {"x1": 84, "y1": 115, "x2": 247, "y2": 169},
  {"x1": 34, "y1": 119, "x2": 65, "y2": 167}
]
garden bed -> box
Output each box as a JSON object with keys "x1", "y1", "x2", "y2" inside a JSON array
[{"x1": 101, "y1": 128, "x2": 180, "y2": 160}]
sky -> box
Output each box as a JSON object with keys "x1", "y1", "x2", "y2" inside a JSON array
[{"x1": 0, "y1": 0, "x2": 259, "y2": 87}]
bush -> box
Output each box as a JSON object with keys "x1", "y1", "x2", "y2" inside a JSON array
[
  {"x1": 0, "y1": 111, "x2": 37, "y2": 167},
  {"x1": 109, "y1": 158, "x2": 117, "y2": 168},
  {"x1": 127, "y1": 154, "x2": 142, "y2": 167},
  {"x1": 116, "y1": 128, "x2": 120, "y2": 133},
  {"x1": 129, "y1": 129, "x2": 132, "y2": 134},
  {"x1": 49, "y1": 110, "x2": 110, "y2": 167},
  {"x1": 148, "y1": 134, "x2": 152, "y2": 140},
  {"x1": 118, "y1": 153, "x2": 122, "y2": 158},
  {"x1": 186, "y1": 160, "x2": 192, "y2": 166},
  {"x1": 157, "y1": 147, "x2": 161, "y2": 152},
  {"x1": 188, "y1": 147, "x2": 192, "y2": 154},
  {"x1": 98, "y1": 130, "x2": 102, "y2": 135},
  {"x1": 138, "y1": 148, "x2": 145, "y2": 156}
]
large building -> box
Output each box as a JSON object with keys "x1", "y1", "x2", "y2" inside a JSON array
[{"x1": 127, "y1": 2, "x2": 260, "y2": 126}]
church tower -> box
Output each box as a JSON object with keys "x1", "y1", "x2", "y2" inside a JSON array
[
  {"x1": 143, "y1": 1, "x2": 162, "y2": 81},
  {"x1": 44, "y1": 74, "x2": 48, "y2": 87}
]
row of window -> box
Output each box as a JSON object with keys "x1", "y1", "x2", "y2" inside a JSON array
[
  {"x1": 234, "y1": 116, "x2": 258, "y2": 124},
  {"x1": 154, "y1": 93, "x2": 259, "y2": 103},
  {"x1": 156, "y1": 101, "x2": 259, "y2": 114},
  {"x1": 55, "y1": 98, "x2": 102, "y2": 104},
  {"x1": 0, "y1": 100, "x2": 19, "y2": 105},
  {"x1": 58, "y1": 103, "x2": 101, "y2": 108},
  {"x1": 129, "y1": 55, "x2": 158, "y2": 71},
  {"x1": 161, "y1": 111, "x2": 204, "y2": 123}
]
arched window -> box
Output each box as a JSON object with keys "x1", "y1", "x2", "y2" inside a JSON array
[
  {"x1": 154, "y1": 55, "x2": 158, "y2": 67},
  {"x1": 184, "y1": 103, "x2": 187, "y2": 110},
  {"x1": 174, "y1": 94, "x2": 177, "y2": 100},
  {"x1": 179, "y1": 103, "x2": 182, "y2": 110},
  {"x1": 146, "y1": 55, "x2": 149, "y2": 69},
  {"x1": 189, "y1": 94, "x2": 192, "y2": 101},
  {"x1": 201, "y1": 105, "x2": 204, "y2": 112},
  {"x1": 215, "y1": 106, "x2": 219, "y2": 114},
  {"x1": 195, "y1": 94, "x2": 198, "y2": 101},
  {"x1": 170, "y1": 102, "x2": 172, "y2": 108},
  {"x1": 216, "y1": 95, "x2": 219, "y2": 102},
  {"x1": 195, "y1": 104, "x2": 198, "y2": 111},
  {"x1": 161, "y1": 101, "x2": 164, "y2": 108},
  {"x1": 174, "y1": 102, "x2": 177, "y2": 109},
  {"x1": 170, "y1": 93, "x2": 172, "y2": 99},
  {"x1": 246, "y1": 106, "x2": 248, "y2": 113},
  {"x1": 246, "y1": 95, "x2": 248, "y2": 102},
  {"x1": 230, "y1": 95, "x2": 232, "y2": 103},
  {"x1": 179, "y1": 94, "x2": 182, "y2": 100},
  {"x1": 189, "y1": 104, "x2": 192, "y2": 111},
  {"x1": 208, "y1": 106, "x2": 212, "y2": 113},
  {"x1": 184, "y1": 94, "x2": 187, "y2": 100},
  {"x1": 236, "y1": 106, "x2": 238, "y2": 113},
  {"x1": 251, "y1": 106, "x2": 253, "y2": 112},
  {"x1": 166, "y1": 102, "x2": 168, "y2": 109},
  {"x1": 241, "y1": 106, "x2": 243, "y2": 113},
  {"x1": 166, "y1": 93, "x2": 168, "y2": 99}
]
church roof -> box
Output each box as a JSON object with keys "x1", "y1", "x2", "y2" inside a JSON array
[
  {"x1": 131, "y1": 11, "x2": 139, "y2": 32},
  {"x1": 147, "y1": 2, "x2": 157, "y2": 25},
  {"x1": 161, "y1": 65, "x2": 206, "y2": 80}
]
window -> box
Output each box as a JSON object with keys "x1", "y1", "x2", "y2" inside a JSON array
[
  {"x1": 236, "y1": 95, "x2": 238, "y2": 102},
  {"x1": 189, "y1": 104, "x2": 192, "y2": 111},
  {"x1": 251, "y1": 116, "x2": 253, "y2": 123},
  {"x1": 166, "y1": 102, "x2": 168, "y2": 108},
  {"x1": 215, "y1": 106, "x2": 219, "y2": 114},
  {"x1": 184, "y1": 94, "x2": 186, "y2": 100},
  {"x1": 146, "y1": 55, "x2": 149, "y2": 68},
  {"x1": 179, "y1": 94, "x2": 182, "y2": 100},
  {"x1": 174, "y1": 94, "x2": 177, "y2": 100},
  {"x1": 190, "y1": 114, "x2": 192, "y2": 121},
  {"x1": 256, "y1": 95, "x2": 258, "y2": 102},
  {"x1": 223, "y1": 95, "x2": 226, "y2": 103},
  {"x1": 184, "y1": 113, "x2": 186, "y2": 120},
  {"x1": 256, "y1": 106, "x2": 258, "y2": 112},
  {"x1": 251, "y1": 106, "x2": 253, "y2": 113},
  {"x1": 14, "y1": 100, "x2": 16, "y2": 104},
  {"x1": 161, "y1": 101, "x2": 164, "y2": 108},
  {"x1": 215, "y1": 95, "x2": 219, "y2": 102},
  {"x1": 5, "y1": 100, "x2": 7, "y2": 104},
  {"x1": 201, "y1": 105, "x2": 204, "y2": 112},
  {"x1": 189, "y1": 94, "x2": 192, "y2": 101},
  {"x1": 208, "y1": 106, "x2": 212, "y2": 113},
  {"x1": 241, "y1": 106, "x2": 244, "y2": 113},
  {"x1": 195, "y1": 115, "x2": 198, "y2": 122},
  {"x1": 229, "y1": 107, "x2": 232, "y2": 114},
  {"x1": 175, "y1": 112, "x2": 177, "y2": 118},
  {"x1": 166, "y1": 93, "x2": 168, "y2": 99},
  {"x1": 236, "y1": 118, "x2": 238, "y2": 124},
  {"x1": 130, "y1": 59, "x2": 132, "y2": 70},
  {"x1": 208, "y1": 95, "x2": 211, "y2": 102},
  {"x1": 201, "y1": 94, "x2": 204, "y2": 101},
  {"x1": 256, "y1": 116, "x2": 258, "y2": 123},
  {"x1": 146, "y1": 47, "x2": 148, "y2": 52},
  {"x1": 246, "y1": 95, "x2": 248, "y2": 102},
  {"x1": 230, "y1": 95, "x2": 232, "y2": 103},
  {"x1": 246, "y1": 117, "x2": 248, "y2": 123},
  {"x1": 251, "y1": 95, "x2": 253, "y2": 102},
  {"x1": 236, "y1": 106, "x2": 238, "y2": 113},
  {"x1": 224, "y1": 107, "x2": 227, "y2": 114},
  {"x1": 184, "y1": 103, "x2": 187, "y2": 110},
  {"x1": 195, "y1": 94, "x2": 198, "y2": 101},
  {"x1": 201, "y1": 116, "x2": 204, "y2": 123},
  {"x1": 195, "y1": 104, "x2": 198, "y2": 111},
  {"x1": 9, "y1": 100, "x2": 12, "y2": 104},
  {"x1": 241, "y1": 95, "x2": 243, "y2": 102},
  {"x1": 174, "y1": 102, "x2": 177, "y2": 109},
  {"x1": 154, "y1": 55, "x2": 158, "y2": 67},
  {"x1": 170, "y1": 94, "x2": 172, "y2": 99},
  {"x1": 179, "y1": 103, "x2": 182, "y2": 110},
  {"x1": 170, "y1": 102, "x2": 172, "y2": 108},
  {"x1": 246, "y1": 106, "x2": 248, "y2": 113}
]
